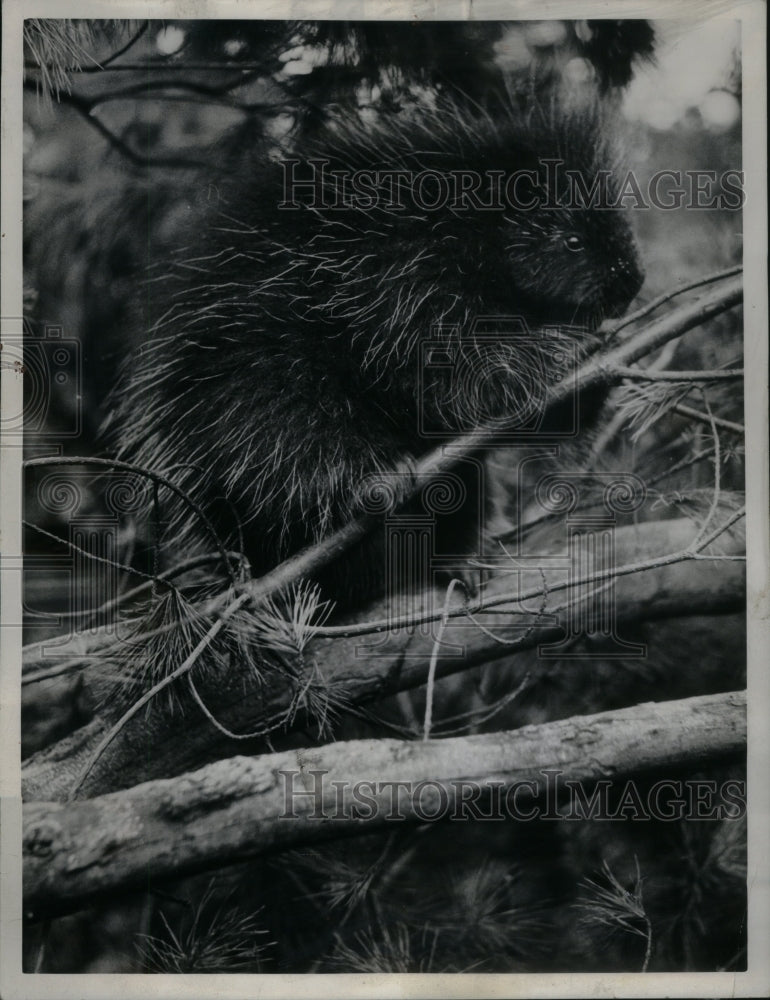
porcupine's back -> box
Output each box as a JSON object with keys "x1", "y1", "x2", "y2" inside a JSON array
[{"x1": 111, "y1": 98, "x2": 644, "y2": 597}]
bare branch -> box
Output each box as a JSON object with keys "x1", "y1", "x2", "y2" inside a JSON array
[
  {"x1": 23, "y1": 84, "x2": 209, "y2": 169},
  {"x1": 24, "y1": 455, "x2": 238, "y2": 588},
  {"x1": 671, "y1": 403, "x2": 743, "y2": 435},
  {"x1": 23, "y1": 690, "x2": 746, "y2": 921},
  {"x1": 610, "y1": 365, "x2": 742, "y2": 382},
  {"x1": 603, "y1": 264, "x2": 742, "y2": 336},
  {"x1": 689, "y1": 392, "x2": 722, "y2": 551}
]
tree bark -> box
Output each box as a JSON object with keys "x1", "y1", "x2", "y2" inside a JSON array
[
  {"x1": 23, "y1": 690, "x2": 746, "y2": 921},
  {"x1": 22, "y1": 517, "x2": 745, "y2": 801}
]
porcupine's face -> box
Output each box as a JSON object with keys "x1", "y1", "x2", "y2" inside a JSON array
[
  {"x1": 395, "y1": 133, "x2": 645, "y2": 434},
  {"x1": 499, "y1": 199, "x2": 644, "y2": 330}
]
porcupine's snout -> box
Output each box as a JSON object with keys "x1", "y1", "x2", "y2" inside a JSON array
[{"x1": 603, "y1": 251, "x2": 645, "y2": 318}]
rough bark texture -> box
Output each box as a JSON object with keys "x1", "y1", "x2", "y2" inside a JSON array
[
  {"x1": 23, "y1": 690, "x2": 746, "y2": 921},
  {"x1": 21, "y1": 517, "x2": 744, "y2": 802}
]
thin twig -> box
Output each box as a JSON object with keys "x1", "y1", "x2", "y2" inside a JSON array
[
  {"x1": 23, "y1": 84, "x2": 209, "y2": 169},
  {"x1": 604, "y1": 264, "x2": 743, "y2": 336},
  {"x1": 423, "y1": 579, "x2": 463, "y2": 741},
  {"x1": 430, "y1": 674, "x2": 531, "y2": 737},
  {"x1": 23, "y1": 455, "x2": 237, "y2": 588},
  {"x1": 21, "y1": 551, "x2": 244, "y2": 656},
  {"x1": 33, "y1": 21, "x2": 151, "y2": 72},
  {"x1": 23, "y1": 518, "x2": 167, "y2": 594},
  {"x1": 186, "y1": 673, "x2": 288, "y2": 741},
  {"x1": 610, "y1": 365, "x2": 742, "y2": 382},
  {"x1": 672, "y1": 402, "x2": 743, "y2": 434},
  {"x1": 688, "y1": 392, "x2": 722, "y2": 552},
  {"x1": 309, "y1": 514, "x2": 744, "y2": 641}
]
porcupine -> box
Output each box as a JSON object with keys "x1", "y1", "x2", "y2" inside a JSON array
[{"x1": 110, "y1": 99, "x2": 644, "y2": 605}]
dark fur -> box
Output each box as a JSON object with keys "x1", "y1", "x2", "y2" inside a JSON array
[{"x1": 111, "y1": 101, "x2": 644, "y2": 602}]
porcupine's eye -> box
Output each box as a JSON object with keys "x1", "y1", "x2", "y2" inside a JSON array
[{"x1": 564, "y1": 235, "x2": 584, "y2": 252}]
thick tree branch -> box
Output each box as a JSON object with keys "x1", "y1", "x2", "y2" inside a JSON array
[
  {"x1": 23, "y1": 690, "x2": 746, "y2": 921},
  {"x1": 22, "y1": 517, "x2": 745, "y2": 802}
]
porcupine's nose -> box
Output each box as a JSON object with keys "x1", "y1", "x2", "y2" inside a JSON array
[{"x1": 605, "y1": 253, "x2": 645, "y2": 317}]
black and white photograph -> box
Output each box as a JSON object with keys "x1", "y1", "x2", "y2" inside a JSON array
[{"x1": 1, "y1": 2, "x2": 767, "y2": 996}]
